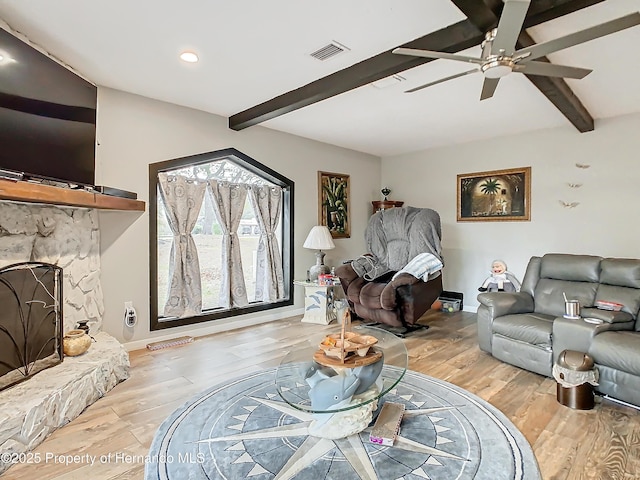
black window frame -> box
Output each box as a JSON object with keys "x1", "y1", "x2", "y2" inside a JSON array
[{"x1": 149, "y1": 148, "x2": 294, "y2": 331}]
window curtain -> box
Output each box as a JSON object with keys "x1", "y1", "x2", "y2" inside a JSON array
[
  {"x1": 208, "y1": 180, "x2": 248, "y2": 308},
  {"x1": 249, "y1": 185, "x2": 284, "y2": 301},
  {"x1": 158, "y1": 173, "x2": 206, "y2": 318}
]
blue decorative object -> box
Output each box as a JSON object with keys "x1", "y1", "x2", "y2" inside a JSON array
[
  {"x1": 304, "y1": 354, "x2": 385, "y2": 409},
  {"x1": 309, "y1": 374, "x2": 361, "y2": 411}
]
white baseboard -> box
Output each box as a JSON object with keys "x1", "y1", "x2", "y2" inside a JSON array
[
  {"x1": 122, "y1": 307, "x2": 305, "y2": 351},
  {"x1": 122, "y1": 304, "x2": 477, "y2": 351}
]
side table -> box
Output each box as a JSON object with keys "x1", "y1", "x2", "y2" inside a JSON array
[
  {"x1": 294, "y1": 280, "x2": 344, "y2": 325},
  {"x1": 371, "y1": 200, "x2": 404, "y2": 213}
]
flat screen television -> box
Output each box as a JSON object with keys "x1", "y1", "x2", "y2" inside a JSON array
[{"x1": 0, "y1": 27, "x2": 97, "y2": 187}]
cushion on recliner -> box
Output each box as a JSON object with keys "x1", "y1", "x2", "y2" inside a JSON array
[
  {"x1": 366, "y1": 207, "x2": 442, "y2": 272},
  {"x1": 345, "y1": 276, "x2": 366, "y2": 304},
  {"x1": 520, "y1": 256, "x2": 542, "y2": 298},
  {"x1": 589, "y1": 331, "x2": 640, "y2": 377},
  {"x1": 594, "y1": 284, "x2": 640, "y2": 323},
  {"x1": 533, "y1": 279, "x2": 597, "y2": 317},
  {"x1": 540, "y1": 254, "x2": 601, "y2": 282},
  {"x1": 353, "y1": 302, "x2": 402, "y2": 327},
  {"x1": 600, "y1": 258, "x2": 640, "y2": 289},
  {"x1": 385, "y1": 239, "x2": 411, "y2": 271},
  {"x1": 359, "y1": 282, "x2": 386, "y2": 309},
  {"x1": 580, "y1": 307, "x2": 634, "y2": 324},
  {"x1": 492, "y1": 313, "x2": 555, "y2": 347}
]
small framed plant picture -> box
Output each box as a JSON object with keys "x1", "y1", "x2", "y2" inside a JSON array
[
  {"x1": 457, "y1": 166, "x2": 531, "y2": 222},
  {"x1": 318, "y1": 171, "x2": 350, "y2": 238}
]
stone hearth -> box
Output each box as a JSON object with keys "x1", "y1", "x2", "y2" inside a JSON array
[
  {"x1": 0, "y1": 333, "x2": 129, "y2": 474},
  {"x1": 0, "y1": 202, "x2": 130, "y2": 475}
]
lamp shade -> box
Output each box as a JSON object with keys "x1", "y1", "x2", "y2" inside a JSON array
[{"x1": 303, "y1": 226, "x2": 335, "y2": 250}]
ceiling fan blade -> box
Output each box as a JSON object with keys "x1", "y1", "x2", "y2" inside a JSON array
[
  {"x1": 480, "y1": 78, "x2": 500, "y2": 100},
  {"x1": 405, "y1": 69, "x2": 478, "y2": 93},
  {"x1": 516, "y1": 12, "x2": 640, "y2": 61},
  {"x1": 491, "y1": 0, "x2": 531, "y2": 56},
  {"x1": 515, "y1": 61, "x2": 592, "y2": 79},
  {"x1": 392, "y1": 48, "x2": 483, "y2": 65}
]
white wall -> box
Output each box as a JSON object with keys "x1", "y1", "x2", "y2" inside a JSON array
[
  {"x1": 95, "y1": 88, "x2": 380, "y2": 346},
  {"x1": 381, "y1": 112, "x2": 640, "y2": 310}
]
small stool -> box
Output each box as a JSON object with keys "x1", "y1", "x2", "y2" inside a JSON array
[{"x1": 553, "y1": 350, "x2": 598, "y2": 410}]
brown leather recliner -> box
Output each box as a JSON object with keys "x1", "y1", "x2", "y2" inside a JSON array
[{"x1": 335, "y1": 207, "x2": 443, "y2": 331}]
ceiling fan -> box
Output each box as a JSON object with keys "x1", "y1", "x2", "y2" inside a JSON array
[{"x1": 392, "y1": 0, "x2": 640, "y2": 99}]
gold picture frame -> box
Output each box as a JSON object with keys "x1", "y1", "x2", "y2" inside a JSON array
[
  {"x1": 318, "y1": 171, "x2": 350, "y2": 238},
  {"x1": 457, "y1": 167, "x2": 531, "y2": 222}
]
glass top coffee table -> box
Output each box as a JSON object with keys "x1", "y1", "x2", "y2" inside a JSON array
[{"x1": 275, "y1": 325, "x2": 408, "y2": 439}]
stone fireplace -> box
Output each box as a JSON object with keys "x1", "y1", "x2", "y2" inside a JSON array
[
  {"x1": 0, "y1": 202, "x2": 129, "y2": 474},
  {"x1": 0, "y1": 203, "x2": 104, "y2": 331}
]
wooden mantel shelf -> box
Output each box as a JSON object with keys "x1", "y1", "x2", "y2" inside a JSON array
[{"x1": 0, "y1": 179, "x2": 145, "y2": 211}]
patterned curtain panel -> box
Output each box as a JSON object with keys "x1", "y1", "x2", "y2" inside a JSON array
[
  {"x1": 208, "y1": 180, "x2": 248, "y2": 308},
  {"x1": 249, "y1": 185, "x2": 284, "y2": 301},
  {"x1": 158, "y1": 173, "x2": 206, "y2": 318}
]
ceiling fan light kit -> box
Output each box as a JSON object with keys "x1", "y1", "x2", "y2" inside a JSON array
[
  {"x1": 481, "y1": 59, "x2": 514, "y2": 79},
  {"x1": 393, "y1": 0, "x2": 640, "y2": 100}
]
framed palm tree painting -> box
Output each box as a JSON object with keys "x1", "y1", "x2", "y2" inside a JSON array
[
  {"x1": 318, "y1": 171, "x2": 350, "y2": 238},
  {"x1": 457, "y1": 167, "x2": 531, "y2": 222}
]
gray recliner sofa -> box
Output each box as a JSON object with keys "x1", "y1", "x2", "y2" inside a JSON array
[{"x1": 477, "y1": 253, "x2": 640, "y2": 406}]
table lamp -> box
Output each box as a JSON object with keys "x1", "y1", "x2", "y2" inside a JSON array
[{"x1": 303, "y1": 225, "x2": 335, "y2": 282}]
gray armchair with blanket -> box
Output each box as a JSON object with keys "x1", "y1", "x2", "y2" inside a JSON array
[{"x1": 335, "y1": 207, "x2": 444, "y2": 333}]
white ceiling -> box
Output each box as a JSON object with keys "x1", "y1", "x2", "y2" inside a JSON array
[{"x1": 0, "y1": 0, "x2": 639, "y2": 157}]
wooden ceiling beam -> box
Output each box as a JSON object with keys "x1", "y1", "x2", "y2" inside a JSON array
[
  {"x1": 522, "y1": 0, "x2": 606, "y2": 28},
  {"x1": 450, "y1": 0, "x2": 504, "y2": 32},
  {"x1": 229, "y1": 0, "x2": 605, "y2": 131},
  {"x1": 517, "y1": 30, "x2": 594, "y2": 131},
  {"x1": 229, "y1": 20, "x2": 484, "y2": 131},
  {"x1": 452, "y1": 0, "x2": 606, "y2": 29},
  {"x1": 452, "y1": 0, "x2": 598, "y2": 132}
]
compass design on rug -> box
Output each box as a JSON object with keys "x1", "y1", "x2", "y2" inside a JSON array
[
  {"x1": 146, "y1": 369, "x2": 540, "y2": 480},
  {"x1": 197, "y1": 387, "x2": 470, "y2": 479}
]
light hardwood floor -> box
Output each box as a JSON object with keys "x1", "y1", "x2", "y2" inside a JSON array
[{"x1": 5, "y1": 310, "x2": 640, "y2": 479}]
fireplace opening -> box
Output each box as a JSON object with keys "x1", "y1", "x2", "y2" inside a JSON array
[{"x1": 0, "y1": 262, "x2": 63, "y2": 391}]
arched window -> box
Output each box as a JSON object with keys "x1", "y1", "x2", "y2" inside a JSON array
[{"x1": 149, "y1": 148, "x2": 294, "y2": 330}]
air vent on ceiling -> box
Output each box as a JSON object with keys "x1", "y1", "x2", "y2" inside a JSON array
[{"x1": 310, "y1": 41, "x2": 350, "y2": 61}]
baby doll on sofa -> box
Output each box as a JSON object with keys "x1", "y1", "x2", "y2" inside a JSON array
[{"x1": 478, "y1": 259, "x2": 521, "y2": 292}]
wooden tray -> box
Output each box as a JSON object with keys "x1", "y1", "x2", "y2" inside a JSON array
[
  {"x1": 318, "y1": 332, "x2": 378, "y2": 360},
  {"x1": 314, "y1": 348, "x2": 383, "y2": 368}
]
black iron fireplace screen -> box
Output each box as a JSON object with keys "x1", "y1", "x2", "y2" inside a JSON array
[{"x1": 0, "y1": 262, "x2": 63, "y2": 391}]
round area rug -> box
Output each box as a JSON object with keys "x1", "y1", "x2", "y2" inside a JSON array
[{"x1": 145, "y1": 366, "x2": 541, "y2": 480}]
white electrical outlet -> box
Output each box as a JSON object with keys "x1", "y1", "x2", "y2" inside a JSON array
[{"x1": 124, "y1": 301, "x2": 137, "y2": 327}]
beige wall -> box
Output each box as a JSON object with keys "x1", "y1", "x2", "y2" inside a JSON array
[
  {"x1": 95, "y1": 88, "x2": 380, "y2": 347},
  {"x1": 93, "y1": 87, "x2": 640, "y2": 342},
  {"x1": 381, "y1": 112, "x2": 640, "y2": 311}
]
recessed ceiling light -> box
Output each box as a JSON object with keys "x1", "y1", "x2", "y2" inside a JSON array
[
  {"x1": 180, "y1": 51, "x2": 199, "y2": 63},
  {"x1": 0, "y1": 51, "x2": 15, "y2": 66}
]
